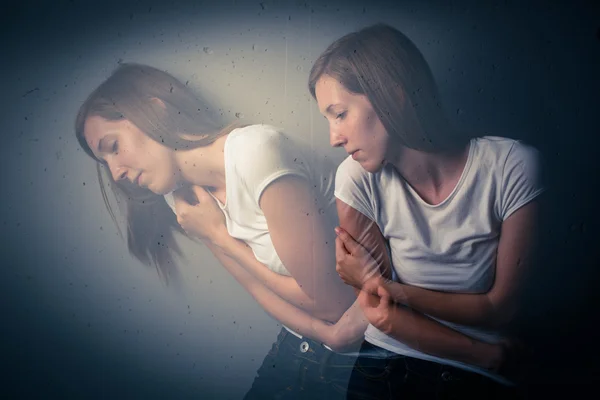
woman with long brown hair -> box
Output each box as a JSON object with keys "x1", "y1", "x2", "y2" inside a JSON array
[
  {"x1": 75, "y1": 62, "x2": 512, "y2": 399},
  {"x1": 309, "y1": 23, "x2": 543, "y2": 398}
]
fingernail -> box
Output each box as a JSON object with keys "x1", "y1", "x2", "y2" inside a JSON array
[{"x1": 334, "y1": 227, "x2": 341, "y2": 235}]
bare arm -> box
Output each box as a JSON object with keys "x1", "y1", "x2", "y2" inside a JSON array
[
  {"x1": 336, "y1": 199, "x2": 393, "y2": 281},
  {"x1": 214, "y1": 235, "x2": 326, "y2": 319},
  {"x1": 203, "y1": 241, "x2": 354, "y2": 350},
  {"x1": 337, "y1": 199, "x2": 505, "y2": 369},
  {"x1": 361, "y1": 286, "x2": 503, "y2": 369},
  {"x1": 383, "y1": 201, "x2": 540, "y2": 329},
  {"x1": 255, "y1": 175, "x2": 356, "y2": 322},
  {"x1": 324, "y1": 298, "x2": 370, "y2": 352}
]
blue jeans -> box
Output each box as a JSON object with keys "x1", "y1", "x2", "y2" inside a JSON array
[
  {"x1": 346, "y1": 341, "x2": 523, "y2": 400},
  {"x1": 243, "y1": 328, "x2": 358, "y2": 400}
]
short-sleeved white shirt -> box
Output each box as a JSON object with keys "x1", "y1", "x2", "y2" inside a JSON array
[
  {"x1": 210, "y1": 124, "x2": 338, "y2": 275},
  {"x1": 334, "y1": 136, "x2": 544, "y2": 384},
  {"x1": 165, "y1": 124, "x2": 341, "y2": 347},
  {"x1": 165, "y1": 124, "x2": 338, "y2": 273}
]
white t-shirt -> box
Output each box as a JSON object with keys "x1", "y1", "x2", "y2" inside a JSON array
[
  {"x1": 165, "y1": 124, "x2": 341, "y2": 345},
  {"x1": 165, "y1": 124, "x2": 338, "y2": 273},
  {"x1": 210, "y1": 124, "x2": 338, "y2": 275},
  {"x1": 334, "y1": 136, "x2": 544, "y2": 384}
]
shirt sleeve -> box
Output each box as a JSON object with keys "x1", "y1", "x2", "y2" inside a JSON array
[
  {"x1": 233, "y1": 125, "x2": 311, "y2": 205},
  {"x1": 500, "y1": 141, "x2": 545, "y2": 220},
  {"x1": 334, "y1": 156, "x2": 377, "y2": 222}
]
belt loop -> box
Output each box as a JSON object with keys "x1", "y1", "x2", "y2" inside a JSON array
[{"x1": 280, "y1": 327, "x2": 290, "y2": 342}]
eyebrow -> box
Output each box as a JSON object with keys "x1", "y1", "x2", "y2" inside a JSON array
[
  {"x1": 324, "y1": 104, "x2": 342, "y2": 114},
  {"x1": 93, "y1": 137, "x2": 109, "y2": 161},
  {"x1": 97, "y1": 137, "x2": 107, "y2": 153}
]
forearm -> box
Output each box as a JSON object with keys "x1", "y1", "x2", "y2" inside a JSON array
[
  {"x1": 371, "y1": 303, "x2": 502, "y2": 370},
  {"x1": 214, "y1": 236, "x2": 316, "y2": 308},
  {"x1": 385, "y1": 281, "x2": 504, "y2": 329},
  {"x1": 215, "y1": 235, "x2": 348, "y2": 322},
  {"x1": 323, "y1": 298, "x2": 369, "y2": 352},
  {"x1": 204, "y1": 243, "x2": 339, "y2": 346}
]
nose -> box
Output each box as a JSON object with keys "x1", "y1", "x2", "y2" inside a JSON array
[
  {"x1": 329, "y1": 129, "x2": 345, "y2": 148},
  {"x1": 107, "y1": 160, "x2": 127, "y2": 182}
]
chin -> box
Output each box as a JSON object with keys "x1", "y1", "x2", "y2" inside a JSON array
[
  {"x1": 152, "y1": 185, "x2": 172, "y2": 195},
  {"x1": 153, "y1": 180, "x2": 182, "y2": 195},
  {"x1": 144, "y1": 181, "x2": 163, "y2": 195},
  {"x1": 360, "y1": 159, "x2": 385, "y2": 174}
]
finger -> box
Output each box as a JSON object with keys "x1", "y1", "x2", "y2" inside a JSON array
[
  {"x1": 335, "y1": 227, "x2": 362, "y2": 255},
  {"x1": 361, "y1": 278, "x2": 379, "y2": 296},
  {"x1": 377, "y1": 284, "x2": 392, "y2": 307},
  {"x1": 335, "y1": 264, "x2": 347, "y2": 284},
  {"x1": 172, "y1": 191, "x2": 190, "y2": 214},
  {"x1": 357, "y1": 288, "x2": 371, "y2": 310},
  {"x1": 190, "y1": 185, "x2": 211, "y2": 202},
  {"x1": 335, "y1": 236, "x2": 348, "y2": 262},
  {"x1": 360, "y1": 289, "x2": 382, "y2": 312}
]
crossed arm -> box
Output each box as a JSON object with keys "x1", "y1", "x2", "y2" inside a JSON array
[
  {"x1": 202, "y1": 241, "x2": 364, "y2": 351},
  {"x1": 213, "y1": 175, "x2": 356, "y2": 324},
  {"x1": 209, "y1": 176, "x2": 509, "y2": 368},
  {"x1": 336, "y1": 199, "x2": 510, "y2": 369},
  {"x1": 358, "y1": 200, "x2": 540, "y2": 330}
]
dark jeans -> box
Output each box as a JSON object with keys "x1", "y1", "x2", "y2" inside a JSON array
[
  {"x1": 346, "y1": 341, "x2": 524, "y2": 400},
  {"x1": 243, "y1": 328, "x2": 358, "y2": 400}
]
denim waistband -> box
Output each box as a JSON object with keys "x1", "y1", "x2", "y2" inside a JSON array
[{"x1": 280, "y1": 327, "x2": 391, "y2": 359}]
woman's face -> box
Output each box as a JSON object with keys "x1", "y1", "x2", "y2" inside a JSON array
[
  {"x1": 315, "y1": 74, "x2": 392, "y2": 173},
  {"x1": 84, "y1": 116, "x2": 181, "y2": 195}
]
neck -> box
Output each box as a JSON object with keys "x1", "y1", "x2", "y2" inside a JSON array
[
  {"x1": 174, "y1": 134, "x2": 228, "y2": 191},
  {"x1": 391, "y1": 143, "x2": 470, "y2": 188}
]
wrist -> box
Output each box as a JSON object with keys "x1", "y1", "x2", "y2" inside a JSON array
[
  {"x1": 312, "y1": 318, "x2": 335, "y2": 347},
  {"x1": 373, "y1": 305, "x2": 395, "y2": 335},
  {"x1": 211, "y1": 229, "x2": 232, "y2": 251},
  {"x1": 386, "y1": 281, "x2": 408, "y2": 304}
]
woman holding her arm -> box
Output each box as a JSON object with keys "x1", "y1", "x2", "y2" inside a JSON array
[
  {"x1": 75, "y1": 62, "x2": 514, "y2": 399},
  {"x1": 309, "y1": 23, "x2": 543, "y2": 398}
]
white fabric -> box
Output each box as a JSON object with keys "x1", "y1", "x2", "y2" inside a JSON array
[
  {"x1": 164, "y1": 124, "x2": 338, "y2": 274},
  {"x1": 164, "y1": 124, "x2": 345, "y2": 349},
  {"x1": 163, "y1": 191, "x2": 177, "y2": 214},
  {"x1": 209, "y1": 124, "x2": 338, "y2": 276},
  {"x1": 334, "y1": 136, "x2": 544, "y2": 384}
]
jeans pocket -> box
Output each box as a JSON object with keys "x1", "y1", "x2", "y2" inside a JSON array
[{"x1": 353, "y1": 356, "x2": 393, "y2": 381}]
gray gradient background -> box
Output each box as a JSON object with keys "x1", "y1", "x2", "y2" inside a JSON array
[{"x1": 1, "y1": 0, "x2": 599, "y2": 398}]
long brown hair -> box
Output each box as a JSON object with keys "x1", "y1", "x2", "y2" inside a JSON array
[
  {"x1": 75, "y1": 63, "x2": 238, "y2": 284},
  {"x1": 309, "y1": 23, "x2": 470, "y2": 153}
]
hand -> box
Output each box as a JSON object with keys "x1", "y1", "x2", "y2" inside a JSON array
[
  {"x1": 357, "y1": 279, "x2": 395, "y2": 334},
  {"x1": 335, "y1": 227, "x2": 385, "y2": 290},
  {"x1": 173, "y1": 185, "x2": 228, "y2": 244}
]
